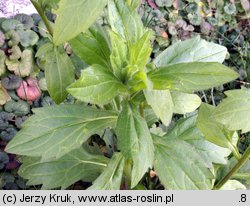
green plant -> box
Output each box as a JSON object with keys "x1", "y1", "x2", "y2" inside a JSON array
[{"x1": 5, "y1": 0, "x2": 250, "y2": 190}]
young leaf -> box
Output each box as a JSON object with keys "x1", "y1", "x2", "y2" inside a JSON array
[
  {"x1": 144, "y1": 90, "x2": 173, "y2": 126},
  {"x1": 19, "y1": 148, "x2": 108, "y2": 189},
  {"x1": 212, "y1": 88, "x2": 250, "y2": 133},
  {"x1": 171, "y1": 91, "x2": 201, "y2": 114},
  {"x1": 53, "y1": 0, "x2": 108, "y2": 45},
  {"x1": 109, "y1": 31, "x2": 128, "y2": 80},
  {"x1": 116, "y1": 101, "x2": 154, "y2": 188},
  {"x1": 127, "y1": 69, "x2": 151, "y2": 92},
  {"x1": 67, "y1": 64, "x2": 127, "y2": 105},
  {"x1": 88, "y1": 153, "x2": 125, "y2": 190},
  {"x1": 45, "y1": 45, "x2": 75, "y2": 104},
  {"x1": 197, "y1": 103, "x2": 238, "y2": 151},
  {"x1": 5, "y1": 105, "x2": 118, "y2": 160},
  {"x1": 108, "y1": 0, "x2": 144, "y2": 44},
  {"x1": 153, "y1": 136, "x2": 213, "y2": 190},
  {"x1": 70, "y1": 24, "x2": 111, "y2": 68},
  {"x1": 148, "y1": 62, "x2": 238, "y2": 92},
  {"x1": 129, "y1": 30, "x2": 153, "y2": 70},
  {"x1": 154, "y1": 36, "x2": 227, "y2": 67}
]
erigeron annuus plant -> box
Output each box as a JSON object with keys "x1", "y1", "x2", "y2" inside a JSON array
[{"x1": 5, "y1": 0, "x2": 250, "y2": 190}]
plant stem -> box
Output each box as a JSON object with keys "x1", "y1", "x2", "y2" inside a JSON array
[
  {"x1": 31, "y1": 0, "x2": 53, "y2": 36},
  {"x1": 231, "y1": 144, "x2": 241, "y2": 161},
  {"x1": 213, "y1": 145, "x2": 250, "y2": 190}
]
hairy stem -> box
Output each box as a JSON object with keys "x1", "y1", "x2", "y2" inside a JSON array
[
  {"x1": 31, "y1": 0, "x2": 53, "y2": 36},
  {"x1": 213, "y1": 145, "x2": 250, "y2": 190}
]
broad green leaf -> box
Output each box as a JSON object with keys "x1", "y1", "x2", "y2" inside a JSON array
[
  {"x1": 70, "y1": 24, "x2": 111, "y2": 68},
  {"x1": 45, "y1": 45, "x2": 75, "y2": 104},
  {"x1": 88, "y1": 153, "x2": 125, "y2": 190},
  {"x1": 164, "y1": 116, "x2": 231, "y2": 167},
  {"x1": 109, "y1": 31, "x2": 128, "y2": 80},
  {"x1": 212, "y1": 88, "x2": 250, "y2": 133},
  {"x1": 116, "y1": 101, "x2": 154, "y2": 187},
  {"x1": 6, "y1": 105, "x2": 117, "y2": 160},
  {"x1": 19, "y1": 148, "x2": 108, "y2": 189},
  {"x1": 130, "y1": 30, "x2": 153, "y2": 70},
  {"x1": 153, "y1": 135, "x2": 213, "y2": 190},
  {"x1": 171, "y1": 91, "x2": 201, "y2": 114},
  {"x1": 108, "y1": 0, "x2": 144, "y2": 44},
  {"x1": 197, "y1": 103, "x2": 238, "y2": 151},
  {"x1": 67, "y1": 65, "x2": 126, "y2": 105},
  {"x1": 149, "y1": 62, "x2": 238, "y2": 92},
  {"x1": 154, "y1": 36, "x2": 227, "y2": 67},
  {"x1": 144, "y1": 90, "x2": 173, "y2": 126},
  {"x1": 53, "y1": 0, "x2": 108, "y2": 45}
]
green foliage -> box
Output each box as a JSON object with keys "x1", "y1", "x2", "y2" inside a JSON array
[
  {"x1": 89, "y1": 153, "x2": 125, "y2": 190},
  {"x1": 53, "y1": 0, "x2": 108, "y2": 45},
  {"x1": 144, "y1": 90, "x2": 173, "y2": 126},
  {"x1": 68, "y1": 65, "x2": 126, "y2": 105},
  {"x1": 197, "y1": 103, "x2": 238, "y2": 152},
  {"x1": 213, "y1": 88, "x2": 250, "y2": 133},
  {"x1": 19, "y1": 148, "x2": 108, "y2": 189},
  {"x1": 6, "y1": 105, "x2": 117, "y2": 160},
  {"x1": 171, "y1": 91, "x2": 201, "y2": 114},
  {"x1": 108, "y1": 0, "x2": 144, "y2": 45},
  {"x1": 148, "y1": 62, "x2": 238, "y2": 92},
  {"x1": 154, "y1": 36, "x2": 228, "y2": 66},
  {"x1": 153, "y1": 116, "x2": 231, "y2": 189},
  {"x1": 37, "y1": 43, "x2": 75, "y2": 104},
  {"x1": 116, "y1": 101, "x2": 154, "y2": 187},
  {"x1": 4, "y1": 0, "x2": 250, "y2": 191},
  {"x1": 153, "y1": 137, "x2": 213, "y2": 189},
  {"x1": 70, "y1": 24, "x2": 111, "y2": 68}
]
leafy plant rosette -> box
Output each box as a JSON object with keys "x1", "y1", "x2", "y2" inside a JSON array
[{"x1": 5, "y1": 0, "x2": 250, "y2": 190}]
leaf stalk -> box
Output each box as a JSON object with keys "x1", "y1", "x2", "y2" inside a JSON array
[
  {"x1": 213, "y1": 145, "x2": 250, "y2": 190},
  {"x1": 31, "y1": 0, "x2": 54, "y2": 36}
]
